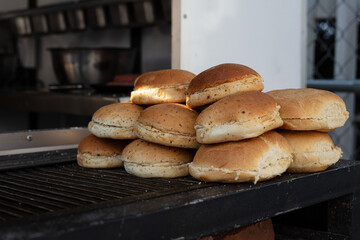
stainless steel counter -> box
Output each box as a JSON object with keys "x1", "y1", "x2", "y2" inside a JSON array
[{"x1": 0, "y1": 127, "x2": 89, "y2": 156}]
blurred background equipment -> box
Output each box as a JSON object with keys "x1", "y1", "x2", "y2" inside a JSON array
[
  {"x1": 0, "y1": 0, "x2": 171, "y2": 132},
  {"x1": 49, "y1": 47, "x2": 136, "y2": 85}
]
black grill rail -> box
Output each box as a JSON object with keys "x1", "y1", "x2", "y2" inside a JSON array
[
  {"x1": 0, "y1": 149, "x2": 78, "y2": 171},
  {"x1": 0, "y1": 151, "x2": 360, "y2": 240},
  {"x1": 0, "y1": 162, "x2": 206, "y2": 222}
]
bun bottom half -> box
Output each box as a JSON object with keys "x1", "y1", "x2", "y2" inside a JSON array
[
  {"x1": 77, "y1": 153, "x2": 123, "y2": 168},
  {"x1": 124, "y1": 162, "x2": 189, "y2": 178},
  {"x1": 189, "y1": 153, "x2": 292, "y2": 184},
  {"x1": 281, "y1": 115, "x2": 349, "y2": 131},
  {"x1": 88, "y1": 121, "x2": 136, "y2": 139},
  {"x1": 287, "y1": 147, "x2": 342, "y2": 173}
]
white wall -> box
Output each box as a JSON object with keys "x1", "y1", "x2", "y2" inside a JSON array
[{"x1": 172, "y1": 0, "x2": 307, "y2": 91}]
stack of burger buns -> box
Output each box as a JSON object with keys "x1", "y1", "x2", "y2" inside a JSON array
[
  {"x1": 187, "y1": 64, "x2": 292, "y2": 183},
  {"x1": 122, "y1": 69, "x2": 198, "y2": 178},
  {"x1": 78, "y1": 102, "x2": 144, "y2": 168},
  {"x1": 123, "y1": 102, "x2": 198, "y2": 178},
  {"x1": 77, "y1": 63, "x2": 349, "y2": 184},
  {"x1": 78, "y1": 69, "x2": 198, "y2": 179},
  {"x1": 267, "y1": 88, "x2": 348, "y2": 172}
]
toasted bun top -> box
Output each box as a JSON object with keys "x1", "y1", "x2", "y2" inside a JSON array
[
  {"x1": 137, "y1": 103, "x2": 199, "y2": 135},
  {"x1": 134, "y1": 69, "x2": 196, "y2": 90},
  {"x1": 78, "y1": 134, "x2": 130, "y2": 156},
  {"x1": 122, "y1": 139, "x2": 195, "y2": 165},
  {"x1": 187, "y1": 63, "x2": 263, "y2": 94},
  {"x1": 91, "y1": 102, "x2": 144, "y2": 127},
  {"x1": 195, "y1": 91, "x2": 279, "y2": 125},
  {"x1": 192, "y1": 131, "x2": 291, "y2": 171},
  {"x1": 267, "y1": 88, "x2": 347, "y2": 119},
  {"x1": 277, "y1": 130, "x2": 336, "y2": 153}
]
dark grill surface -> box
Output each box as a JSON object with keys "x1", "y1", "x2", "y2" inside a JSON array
[
  {"x1": 0, "y1": 161, "x2": 206, "y2": 222},
  {"x1": 0, "y1": 149, "x2": 359, "y2": 240}
]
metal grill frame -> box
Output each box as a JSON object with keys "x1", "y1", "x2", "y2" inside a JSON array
[
  {"x1": 0, "y1": 161, "x2": 209, "y2": 222},
  {"x1": 0, "y1": 159, "x2": 359, "y2": 240}
]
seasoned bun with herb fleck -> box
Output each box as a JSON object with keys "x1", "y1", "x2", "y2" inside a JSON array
[
  {"x1": 77, "y1": 134, "x2": 130, "y2": 168},
  {"x1": 88, "y1": 102, "x2": 145, "y2": 139},
  {"x1": 123, "y1": 139, "x2": 195, "y2": 178},
  {"x1": 134, "y1": 103, "x2": 200, "y2": 148}
]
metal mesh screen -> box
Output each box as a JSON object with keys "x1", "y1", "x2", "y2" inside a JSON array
[{"x1": 307, "y1": 0, "x2": 360, "y2": 159}]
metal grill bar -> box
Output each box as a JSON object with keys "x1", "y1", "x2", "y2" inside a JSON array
[
  {"x1": 3, "y1": 172, "x2": 111, "y2": 202},
  {"x1": 92, "y1": 168, "x2": 200, "y2": 187},
  {"x1": 0, "y1": 188, "x2": 64, "y2": 211},
  {"x1": 0, "y1": 149, "x2": 78, "y2": 171},
  {"x1": 10, "y1": 169, "x2": 132, "y2": 199},
  {"x1": 0, "y1": 181, "x2": 83, "y2": 207},
  {"x1": 0, "y1": 198, "x2": 39, "y2": 215},
  {"x1": 0, "y1": 161, "x2": 206, "y2": 222},
  {"x1": 37, "y1": 167, "x2": 163, "y2": 194},
  {"x1": 24, "y1": 168, "x2": 135, "y2": 198},
  {"x1": 0, "y1": 207, "x2": 28, "y2": 219},
  {"x1": 59, "y1": 164, "x2": 197, "y2": 190},
  {"x1": 0, "y1": 174, "x2": 103, "y2": 203}
]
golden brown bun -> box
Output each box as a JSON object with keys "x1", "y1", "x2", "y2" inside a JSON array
[
  {"x1": 130, "y1": 69, "x2": 196, "y2": 105},
  {"x1": 133, "y1": 69, "x2": 195, "y2": 88},
  {"x1": 186, "y1": 63, "x2": 264, "y2": 108},
  {"x1": 77, "y1": 134, "x2": 130, "y2": 168},
  {"x1": 267, "y1": 88, "x2": 349, "y2": 131},
  {"x1": 88, "y1": 102, "x2": 144, "y2": 139},
  {"x1": 134, "y1": 103, "x2": 200, "y2": 148},
  {"x1": 189, "y1": 131, "x2": 292, "y2": 183},
  {"x1": 277, "y1": 130, "x2": 342, "y2": 173},
  {"x1": 195, "y1": 91, "x2": 283, "y2": 144},
  {"x1": 122, "y1": 139, "x2": 195, "y2": 178}
]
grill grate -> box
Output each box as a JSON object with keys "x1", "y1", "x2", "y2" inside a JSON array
[{"x1": 0, "y1": 161, "x2": 206, "y2": 222}]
